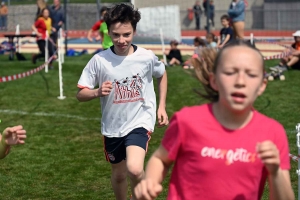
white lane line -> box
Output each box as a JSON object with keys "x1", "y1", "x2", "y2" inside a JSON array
[{"x1": 0, "y1": 109, "x2": 100, "y2": 121}]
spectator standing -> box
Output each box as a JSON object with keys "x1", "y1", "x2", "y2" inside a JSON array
[
  {"x1": 49, "y1": 0, "x2": 64, "y2": 51},
  {"x1": 193, "y1": 0, "x2": 202, "y2": 30},
  {"x1": 0, "y1": 1, "x2": 8, "y2": 30}
]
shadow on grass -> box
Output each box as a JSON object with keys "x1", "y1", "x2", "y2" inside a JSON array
[{"x1": 39, "y1": 71, "x2": 50, "y2": 95}]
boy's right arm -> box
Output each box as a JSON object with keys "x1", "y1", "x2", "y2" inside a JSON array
[
  {"x1": 134, "y1": 145, "x2": 173, "y2": 199},
  {"x1": 76, "y1": 81, "x2": 112, "y2": 102}
]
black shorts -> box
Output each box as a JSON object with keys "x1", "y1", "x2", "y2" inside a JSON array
[
  {"x1": 103, "y1": 127, "x2": 151, "y2": 164},
  {"x1": 292, "y1": 60, "x2": 300, "y2": 70}
]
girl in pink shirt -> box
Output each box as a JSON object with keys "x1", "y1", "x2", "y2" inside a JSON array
[{"x1": 134, "y1": 40, "x2": 294, "y2": 200}]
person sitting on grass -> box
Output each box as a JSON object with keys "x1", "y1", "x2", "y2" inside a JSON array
[
  {"x1": 0, "y1": 125, "x2": 27, "y2": 159},
  {"x1": 206, "y1": 32, "x2": 217, "y2": 48},
  {"x1": 217, "y1": 14, "x2": 234, "y2": 48},
  {"x1": 269, "y1": 30, "x2": 300, "y2": 71},
  {"x1": 183, "y1": 37, "x2": 206, "y2": 69},
  {"x1": 162, "y1": 40, "x2": 183, "y2": 66}
]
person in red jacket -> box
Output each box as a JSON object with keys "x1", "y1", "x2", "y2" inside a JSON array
[
  {"x1": 87, "y1": 6, "x2": 108, "y2": 43},
  {"x1": 31, "y1": 8, "x2": 55, "y2": 69}
]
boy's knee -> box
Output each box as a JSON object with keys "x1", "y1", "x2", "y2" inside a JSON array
[{"x1": 127, "y1": 164, "x2": 144, "y2": 180}]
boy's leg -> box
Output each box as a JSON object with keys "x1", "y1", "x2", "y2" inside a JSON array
[
  {"x1": 104, "y1": 136, "x2": 128, "y2": 200},
  {"x1": 287, "y1": 56, "x2": 300, "y2": 68},
  {"x1": 110, "y1": 161, "x2": 128, "y2": 200},
  {"x1": 126, "y1": 145, "x2": 146, "y2": 199},
  {"x1": 169, "y1": 58, "x2": 181, "y2": 65},
  {"x1": 125, "y1": 127, "x2": 151, "y2": 200}
]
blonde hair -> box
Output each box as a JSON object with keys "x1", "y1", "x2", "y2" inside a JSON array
[
  {"x1": 37, "y1": 0, "x2": 47, "y2": 10},
  {"x1": 192, "y1": 40, "x2": 264, "y2": 102},
  {"x1": 192, "y1": 48, "x2": 218, "y2": 102}
]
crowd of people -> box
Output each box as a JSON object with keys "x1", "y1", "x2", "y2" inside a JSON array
[{"x1": 31, "y1": 0, "x2": 64, "y2": 69}]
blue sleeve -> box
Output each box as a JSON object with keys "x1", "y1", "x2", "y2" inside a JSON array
[
  {"x1": 60, "y1": 10, "x2": 65, "y2": 23},
  {"x1": 228, "y1": 1, "x2": 245, "y2": 17},
  {"x1": 55, "y1": 11, "x2": 65, "y2": 30}
]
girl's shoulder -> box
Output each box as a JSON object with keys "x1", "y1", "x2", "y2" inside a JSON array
[
  {"x1": 252, "y1": 110, "x2": 284, "y2": 130},
  {"x1": 177, "y1": 104, "x2": 211, "y2": 118}
]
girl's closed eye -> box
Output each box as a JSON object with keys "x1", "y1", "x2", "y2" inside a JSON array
[
  {"x1": 223, "y1": 70, "x2": 235, "y2": 75},
  {"x1": 247, "y1": 73, "x2": 258, "y2": 78}
]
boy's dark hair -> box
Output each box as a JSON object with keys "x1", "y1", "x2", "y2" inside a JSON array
[
  {"x1": 100, "y1": 6, "x2": 107, "y2": 15},
  {"x1": 220, "y1": 14, "x2": 230, "y2": 21},
  {"x1": 194, "y1": 37, "x2": 206, "y2": 46},
  {"x1": 192, "y1": 40, "x2": 264, "y2": 102},
  {"x1": 104, "y1": 3, "x2": 141, "y2": 31},
  {"x1": 170, "y1": 40, "x2": 179, "y2": 46}
]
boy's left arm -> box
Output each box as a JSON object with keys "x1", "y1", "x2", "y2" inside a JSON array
[{"x1": 156, "y1": 71, "x2": 168, "y2": 127}]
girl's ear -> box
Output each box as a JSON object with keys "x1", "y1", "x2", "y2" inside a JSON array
[
  {"x1": 257, "y1": 78, "x2": 267, "y2": 96},
  {"x1": 209, "y1": 72, "x2": 218, "y2": 91}
]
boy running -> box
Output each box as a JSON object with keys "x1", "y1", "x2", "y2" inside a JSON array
[{"x1": 76, "y1": 3, "x2": 168, "y2": 200}]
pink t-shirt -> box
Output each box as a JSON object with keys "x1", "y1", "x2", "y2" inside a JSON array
[{"x1": 162, "y1": 103, "x2": 290, "y2": 200}]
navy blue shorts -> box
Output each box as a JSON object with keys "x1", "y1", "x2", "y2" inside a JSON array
[{"x1": 103, "y1": 127, "x2": 151, "y2": 164}]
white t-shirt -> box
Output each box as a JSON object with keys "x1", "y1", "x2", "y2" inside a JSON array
[{"x1": 77, "y1": 46, "x2": 165, "y2": 138}]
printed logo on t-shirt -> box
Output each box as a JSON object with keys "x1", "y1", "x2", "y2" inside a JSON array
[
  {"x1": 113, "y1": 74, "x2": 144, "y2": 104},
  {"x1": 200, "y1": 147, "x2": 257, "y2": 165}
]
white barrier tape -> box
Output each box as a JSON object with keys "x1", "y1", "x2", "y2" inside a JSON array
[
  {"x1": 0, "y1": 51, "x2": 57, "y2": 83},
  {"x1": 263, "y1": 51, "x2": 292, "y2": 60},
  {"x1": 48, "y1": 37, "x2": 58, "y2": 47}
]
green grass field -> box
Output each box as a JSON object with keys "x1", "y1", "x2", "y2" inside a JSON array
[
  {"x1": 0, "y1": 53, "x2": 299, "y2": 199},
  {"x1": 8, "y1": 0, "x2": 128, "y2": 5}
]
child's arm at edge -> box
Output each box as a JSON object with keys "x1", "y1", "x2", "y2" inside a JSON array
[
  {"x1": 156, "y1": 71, "x2": 169, "y2": 127},
  {"x1": 0, "y1": 125, "x2": 26, "y2": 159}
]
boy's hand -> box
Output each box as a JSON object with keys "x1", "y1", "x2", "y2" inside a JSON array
[
  {"x1": 134, "y1": 179, "x2": 163, "y2": 200},
  {"x1": 98, "y1": 81, "x2": 113, "y2": 97},
  {"x1": 157, "y1": 107, "x2": 168, "y2": 127},
  {"x1": 256, "y1": 141, "x2": 280, "y2": 176},
  {"x1": 1, "y1": 125, "x2": 26, "y2": 146}
]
